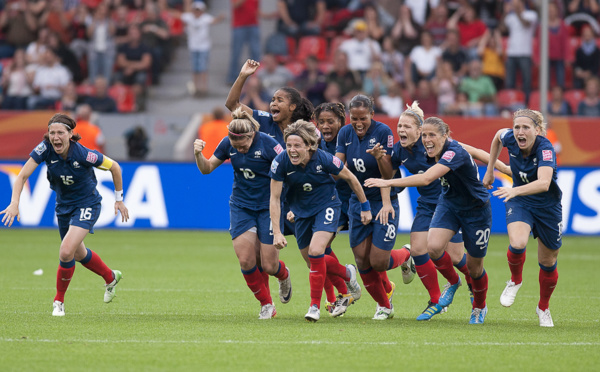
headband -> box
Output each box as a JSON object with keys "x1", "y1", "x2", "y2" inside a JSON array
[
  {"x1": 49, "y1": 122, "x2": 72, "y2": 129},
  {"x1": 228, "y1": 130, "x2": 252, "y2": 137},
  {"x1": 515, "y1": 115, "x2": 538, "y2": 126},
  {"x1": 404, "y1": 110, "x2": 424, "y2": 126}
]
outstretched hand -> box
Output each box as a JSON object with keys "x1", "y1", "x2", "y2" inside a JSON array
[
  {"x1": 366, "y1": 143, "x2": 387, "y2": 160},
  {"x1": 364, "y1": 178, "x2": 389, "y2": 188},
  {"x1": 0, "y1": 203, "x2": 20, "y2": 227},
  {"x1": 240, "y1": 59, "x2": 260, "y2": 77},
  {"x1": 115, "y1": 201, "x2": 129, "y2": 223}
]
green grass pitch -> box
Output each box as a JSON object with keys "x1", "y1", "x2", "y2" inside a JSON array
[{"x1": 1, "y1": 229, "x2": 599, "y2": 371}]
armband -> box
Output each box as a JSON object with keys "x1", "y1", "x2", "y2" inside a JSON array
[
  {"x1": 115, "y1": 190, "x2": 124, "y2": 202},
  {"x1": 360, "y1": 201, "x2": 371, "y2": 212}
]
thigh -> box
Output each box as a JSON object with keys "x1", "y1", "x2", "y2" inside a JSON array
[
  {"x1": 229, "y1": 203, "x2": 257, "y2": 240},
  {"x1": 506, "y1": 200, "x2": 533, "y2": 248},
  {"x1": 348, "y1": 198, "x2": 373, "y2": 248},
  {"x1": 61, "y1": 225, "x2": 90, "y2": 258},
  {"x1": 308, "y1": 231, "x2": 335, "y2": 256},
  {"x1": 351, "y1": 234, "x2": 372, "y2": 270},
  {"x1": 427, "y1": 228, "x2": 455, "y2": 258},
  {"x1": 294, "y1": 215, "x2": 316, "y2": 251},
  {"x1": 256, "y1": 208, "x2": 275, "y2": 245},
  {"x1": 409, "y1": 231, "x2": 428, "y2": 255},
  {"x1": 232, "y1": 230, "x2": 259, "y2": 267}
]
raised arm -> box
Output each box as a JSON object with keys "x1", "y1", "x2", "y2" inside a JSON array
[
  {"x1": 0, "y1": 158, "x2": 39, "y2": 227},
  {"x1": 493, "y1": 166, "x2": 553, "y2": 202},
  {"x1": 365, "y1": 163, "x2": 450, "y2": 189},
  {"x1": 337, "y1": 167, "x2": 372, "y2": 225},
  {"x1": 108, "y1": 160, "x2": 130, "y2": 222},
  {"x1": 225, "y1": 59, "x2": 261, "y2": 115},
  {"x1": 482, "y1": 128, "x2": 508, "y2": 189},
  {"x1": 269, "y1": 179, "x2": 287, "y2": 249},
  {"x1": 193, "y1": 139, "x2": 224, "y2": 174},
  {"x1": 460, "y1": 141, "x2": 512, "y2": 176}
]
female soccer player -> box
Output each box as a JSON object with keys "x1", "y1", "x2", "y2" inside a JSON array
[
  {"x1": 194, "y1": 107, "x2": 292, "y2": 319},
  {"x1": 269, "y1": 120, "x2": 371, "y2": 322},
  {"x1": 365, "y1": 116, "x2": 493, "y2": 325},
  {"x1": 371, "y1": 102, "x2": 510, "y2": 321},
  {"x1": 483, "y1": 109, "x2": 562, "y2": 327},
  {"x1": 0, "y1": 113, "x2": 129, "y2": 317},
  {"x1": 335, "y1": 94, "x2": 414, "y2": 320}
]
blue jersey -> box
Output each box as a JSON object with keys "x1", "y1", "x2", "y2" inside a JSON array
[
  {"x1": 336, "y1": 120, "x2": 397, "y2": 201},
  {"x1": 30, "y1": 140, "x2": 104, "y2": 209},
  {"x1": 214, "y1": 132, "x2": 284, "y2": 210},
  {"x1": 253, "y1": 110, "x2": 284, "y2": 146},
  {"x1": 501, "y1": 129, "x2": 562, "y2": 208},
  {"x1": 391, "y1": 138, "x2": 440, "y2": 204},
  {"x1": 320, "y1": 134, "x2": 352, "y2": 203},
  {"x1": 435, "y1": 140, "x2": 490, "y2": 210},
  {"x1": 270, "y1": 149, "x2": 343, "y2": 218}
]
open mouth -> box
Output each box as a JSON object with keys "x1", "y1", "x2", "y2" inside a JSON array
[
  {"x1": 517, "y1": 137, "x2": 527, "y2": 147},
  {"x1": 53, "y1": 142, "x2": 63, "y2": 152},
  {"x1": 289, "y1": 152, "x2": 300, "y2": 163},
  {"x1": 399, "y1": 134, "x2": 408, "y2": 144},
  {"x1": 271, "y1": 108, "x2": 280, "y2": 120},
  {"x1": 354, "y1": 125, "x2": 365, "y2": 136},
  {"x1": 321, "y1": 130, "x2": 333, "y2": 142},
  {"x1": 425, "y1": 144, "x2": 435, "y2": 156}
]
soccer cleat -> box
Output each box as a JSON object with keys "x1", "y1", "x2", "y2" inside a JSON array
[
  {"x1": 258, "y1": 303, "x2": 277, "y2": 319},
  {"x1": 52, "y1": 300, "x2": 65, "y2": 317},
  {"x1": 278, "y1": 267, "x2": 292, "y2": 304},
  {"x1": 345, "y1": 264, "x2": 361, "y2": 301},
  {"x1": 104, "y1": 270, "x2": 122, "y2": 303},
  {"x1": 331, "y1": 293, "x2": 354, "y2": 317},
  {"x1": 325, "y1": 301, "x2": 335, "y2": 316},
  {"x1": 469, "y1": 306, "x2": 488, "y2": 324},
  {"x1": 400, "y1": 245, "x2": 416, "y2": 284},
  {"x1": 536, "y1": 306, "x2": 554, "y2": 327},
  {"x1": 386, "y1": 281, "x2": 396, "y2": 307},
  {"x1": 500, "y1": 280, "x2": 522, "y2": 307},
  {"x1": 416, "y1": 301, "x2": 444, "y2": 321},
  {"x1": 438, "y1": 278, "x2": 461, "y2": 307},
  {"x1": 372, "y1": 305, "x2": 394, "y2": 320},
  {"x1": 305, "y1": 305, "x2": 320, "y2": 322}
]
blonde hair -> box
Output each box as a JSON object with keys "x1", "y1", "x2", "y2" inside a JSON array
[
  {"x1": 401, "y1": 101, "x2": 425, "y2": 127},
  {"x1": 227, "y1": 106, "x2": 260, "y2": 137},
  {"x1": 284, "y1": 120, "x2": 320, "y2": 151},
  {"x1": 513, "y1": 109, "x2": 547, "y2": 136}
]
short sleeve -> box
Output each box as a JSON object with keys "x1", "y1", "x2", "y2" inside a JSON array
[
  {"x1": 335, "y1": 126, "x2": 348, "y2": 154},
  {"x1": 390, "y1": 144, "x2": 402, "y2": 169},
  {"x1": 500, "y1": 129, "x2": 512, "y2": 148},
  {"x1": 322, "y1": 151, "x2": 344, "y2": 176},
  {"x1": 269, "y1": 152, "x2": 286, "y2": 181},
  {"x1": 213, "y1": 137, "x2": 230, "y2": 161},
  {"x1": 78, "y1": 146, "x2": 104, "y2": 168},
  {"x1": 30, "y1": 141, "x2": 49, "y2": 164},
  {"x1": 437, "y1": 148, "x2": 463, "y2": 172},
  {"x1": 537, "y1": 142, "x2": 556, "y2": 168}
]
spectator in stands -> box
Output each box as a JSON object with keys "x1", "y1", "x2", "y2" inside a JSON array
[
  {"x1": 26, "y1": 27, "x2": 50, "y2": 66},
  {"x1": 256, "y1": 53, "x2": 294, "y2": 96},
  {"x1": 567, "y1": 0, "x2": 600, "y2": 34},
  {"x1": 277, "y1": 0, "x2": 326, "y2": 37},
  {"x1": 363, "y1": 2, "x2": 385, "y2": 43},
  {"x1": 39, "y1": 0, "x2": 72, "y2": 45},
  {"x1": 294, "y1": 55, "x2": 327, "y2": 107},
  {"x1": 501, "y1": 0, "x2": 537, "y2": 102},
  {"x1": 48, "y1": 31, "x2": 83, "y2": 84},
  {"x1": 115, "y1": 24, "x2": 152, "y2": 110},
  {"x1": 390, "y1": 5, "x2": 421, "y2": 56},
  {"x1": 441, "y1": 29, "x2": 468, "y2": 78},
  {"x1": 28, "y1": 48, "x2": 72, "y2": 110},
  {"x1": 403, "y1": 0, "x2": 432, "y2": 26},
  {"x1": 459, "y1": 59, "x2": 497, "y2": 116},
  {"x1": 85, "y1": 76, "x2": 118, "y2": 113},
  {"x1": 444, "y1": 90, "x2": 470, "y2": 116},
  {"x1": 240, "y1": 75, "x2": 270, "y2": 112},
  {"x1": 227, "y1": 0, "x2": 261, "y2": 85},
  {"x1": 75, "y1": 104, "x2": 105, "y2": 153},
  {"x1": 323, "y1": 81, "x2": 343, "y2": 104},
  {"x1": 425, "y1": 6, "x2": 449, "y2": 46},
  {"x1": 197, "y1": 106, "x2": 229, "y2": 158},
  {"x1": 0, "y1": 0, "x2": 37, "y2": 57},
  {"x1": 447, "y1": 4, "x2": 487, "y2": 59},
  {"x1": 577, "y1": 77, "x2": 600, "y2": 115},
  {"x1": 182, "y1": 0, "x2": 225, "y2": 96},
  {"x1": 380, "y1": 35, "x2": 405, "y2": 85},
  {"x1": 573, "y1": 25, "x2": 600, "y2": 89},
  {"x1": 543, "y1": 1, "x2": 569, "y2": 88},
  {"x1": 326, "y1": 50, "x2": 361, "y2": 104},
  {"x1": 547, "y1": 85, "x2": 573, "y2": 116},
  {"x1": 1, "y1": 49, "x2": 33, "y2": 110},
  {"x1": 408, "y1": 30, "x2": 442, "y2": 85},
  {"x1": 338, "y1": 19, "x2": 381, "y2": 80},
  {"x1": 362, "y1": 60, "x2": 391, "y2": 101},
  {"x1": 413, "y1": 79, "x2": 437, "y2": 114},
  {"x1": 58, "y1": 81, "x2": 82, "y2": 112},
  {"x1": 69, "y1": 3, "x2": 90, "y2": 62},
  {"x1": 114, "y1": 5, "x2": 131, "y2": 48},
  {"x1": 125, "y1": 126, "x2": 150, "y2": 160},
  {"x1": 376, "y1": 81, "x2": 403, "y2": 117},
  {"x1": 431, "y1": 60, "x2": 459, "y2": 115},
  {"x1": 477, "y1": 28, "x2": 505, "y2": 91},
  {"x1": 86, "y1": 2, "x2": 116, "y2": 84},
  {"x1": 141, "y1": 1, "x2": 171, "y2": 85}
]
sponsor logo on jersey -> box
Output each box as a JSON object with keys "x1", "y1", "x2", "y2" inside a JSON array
[
  {"x1": 441, "y1": 151, "x2": 455, "y2": 162},
  {"x1": 333, "y1": 156, "x2": 342, "y2": 168},
  {"x1": 542, "y1": 150, "x2": 553, "y2": 161},
  {"x1": 254, "y1": 150, "x2": 262, "y2": 158},
  {"x1": 388, "y1": 135, "x2": 393, "y2": 148},
  {"x1": 274, "y1": 144, "x2": 283, "y2": 154},
  {"x1": 86, "y1": 151, "x2": 98, "y2": 163},
  {"x1": 35, "y1": 142, "x2": 47, "y2": 155}
]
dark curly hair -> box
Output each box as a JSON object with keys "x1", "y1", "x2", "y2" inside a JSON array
[
  {"x1": 313, "y1": 102, "x2": 346, "y2": 124},
  {"x1": 277, "y1": 87, "x2": 314, "y2": 123}
]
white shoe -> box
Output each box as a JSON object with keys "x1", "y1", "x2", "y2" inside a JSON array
[
  {"x1": 400, "y1": 245, "x2": 416, "y2": 284},
  {"x1": 104, "y1": 270, "x2": 123, "y2": 303},
  {"x1": 331, "y1": 293, "x2": 354, "y2": 317},
  {"x1": 345, "y1": 264, "x2": 361, "y2": 301},
  {"x1": 500, "y1": 280, "x2": 522, "y2": 307},
  {"x1": 536, "y1": 306, "x2": 554, "y2": 327},
  {"x1": 258, "y1": 303, "x2": 277, "y2": 319},
  {"x1": 305, "y1": 305, "x2": 320, "y2": 322},
  {"x1": 278, "y1": 268, "x2": 292, "y2": 304},
  {"x1": 52, "y1": 300, "x2": 65, "y2": 317},
  {"x1": 372, "y1": 305, "x2": 394, "y2": 320}
]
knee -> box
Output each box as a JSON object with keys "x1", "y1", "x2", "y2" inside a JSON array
[
  {"x1": 508, "y1": 238, "x2": 528, "y2": 251},
  {"x1": 427, "y1": 244, "x2": 445, "y2": 259},
  {"x1": 261, "y1": 261, "x2": 279, "y2": 275},
  {"x1": 353, "y1": 256, "x2": 369, "y2": 270},
  {"x1": 538, "y1": 256, "x2": 557, "y2": 268},
  {"x1": 237, "y1": 257, "x2": 255, "y2": 271}
]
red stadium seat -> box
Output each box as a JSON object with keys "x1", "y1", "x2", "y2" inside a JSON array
[
  {"x1": 76, "y1": 83, "x2": 96, "y2": 96},
  {"x1": 108, "y1": 83, "x2": 136, "y2": 113},
  {"x1": 162, "y1": 11, "x2": 183, "y2": 37},
  {"x1": 528, "y1": 90, "x2": 551, "y2": 111},
  {"x1": 497, "y1": 89, "x2": 526, "y2": 109},
  {"x1": 284, "y1": 61, "x2": 305, "y2": 76},
  {"x1": 564, "y1": 89, "x2": 585, "y2": 113},
  {"x1": 567, "y1": 36, "x2": 581, "y2": 64},
  {"x1": 296, "y1": 36, "x2": 327, "y2": 61},
  {"x1": 327, "y1": 35, "x2": 350, "y2": 62}
]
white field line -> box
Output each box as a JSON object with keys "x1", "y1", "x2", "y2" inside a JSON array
[{"x1": 1, "y1": 338, "x2": 599, "y2": 346}]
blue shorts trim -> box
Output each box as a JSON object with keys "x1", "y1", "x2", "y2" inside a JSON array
[
  {"x1": 505, "y1": 200, "x2": 563, "y2": 250},
  {"x1": 295, "y1": 206, "x2": 340, "y2": 250},
  {"x1": 191, "y1": 50, "x2": 209, "y2": 73},
  {"x1": 348, "y1": 197, "x2": 399, "y2": 251},
  {"x1": 430, "y1": 201, "x2": 492, "y2": 258},
  {"x1": 56, "y1": 203, "x2": 101, "y2": 240},
  {"x1": 412, "y1": 201, "x2": 463, "y2": 243},
  {"x1": 229, "y1": 202, "x2": 274, "y2": 245}
]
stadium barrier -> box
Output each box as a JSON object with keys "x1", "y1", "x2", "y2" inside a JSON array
[{"x1": 1, "y1": 161, "x2": 598, "y2": 235}]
